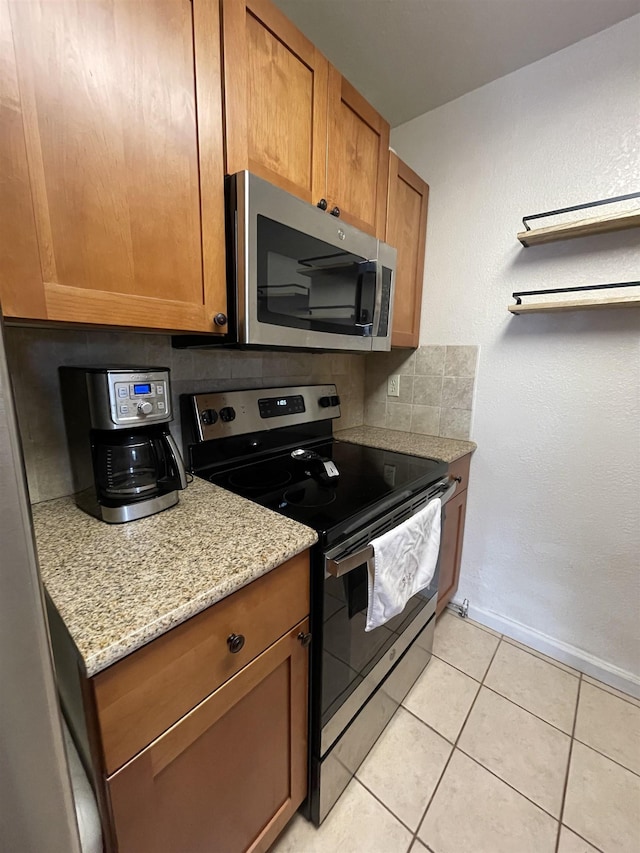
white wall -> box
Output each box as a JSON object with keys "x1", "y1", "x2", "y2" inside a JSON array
[{"x1": 392, "y1": 16, "x2": 640, "y2": 689}]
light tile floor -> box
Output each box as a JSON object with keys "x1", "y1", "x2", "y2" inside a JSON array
[{"x1": 271, "y1": 611, "x2": 640, "y2": 853}]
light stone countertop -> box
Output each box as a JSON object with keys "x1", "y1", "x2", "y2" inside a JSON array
[
  {"x1": 33, "y1": 477, "x2": 317, "y2": 677},
  {"x1": 335, "y1": 426, "x2": 476, "y2": 463}
]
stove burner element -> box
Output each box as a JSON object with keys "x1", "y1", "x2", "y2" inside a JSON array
[
  {"x1": 226, "y1": 465, "x2": 292, "y2": 492},
  {"x1": 282, "y1": 481, "x2": 337, "y2": 508}
]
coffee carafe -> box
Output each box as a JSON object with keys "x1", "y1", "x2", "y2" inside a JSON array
[{"x1": 60, "y1": 367, "x2": 187, "y2": 523}]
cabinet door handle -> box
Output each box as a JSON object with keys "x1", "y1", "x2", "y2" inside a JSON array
[
  {"x1": 213, "y1": 312, "x2": 227, "y2": 327},
  {"x1": 317, "y1": 198, "x2": 328, "y2": 210},
  {"x1": 227, "y1": 633, "x2": 245, "y2": 654},
  {"x1": 297, "y1": 632, "x2": 312, "y2": 648},
  {"x1": 330, "y1": 206, "x2": 340, "y2": 218}
]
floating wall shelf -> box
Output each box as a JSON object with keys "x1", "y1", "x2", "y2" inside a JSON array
[
  {"x1": 517, "y1": 192, "x2": 640, "y2": 247},
  {"x1": 508, "y1": 282, "x2": 640, "y2": 315}
]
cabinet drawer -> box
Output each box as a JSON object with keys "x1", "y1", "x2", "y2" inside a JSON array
[
  {"x1": 448, "y1": 453, "x2": 472, "y2": 494},
  {"x1": 93, "y1": 551, "x2": 309, "y2": 774}
]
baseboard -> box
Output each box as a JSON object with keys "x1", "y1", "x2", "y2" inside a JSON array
[{"x1": 451, "y1": 601, "x2": 640, "y2": 700}]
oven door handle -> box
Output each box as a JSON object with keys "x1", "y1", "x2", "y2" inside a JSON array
[
  {"x1": 433, "y1": 476, "x2": 458, "y2": 506},
  {"x1": 326, "y1": 545, "x2": 374, "y2": 578}
]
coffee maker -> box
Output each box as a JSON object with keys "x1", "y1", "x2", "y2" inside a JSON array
[{"x1": 60, "y1": 366, "x2": 187, "y2": 523}]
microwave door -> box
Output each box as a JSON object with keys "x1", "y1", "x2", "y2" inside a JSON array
[{"x1": 371, "y1": 243, "x2": 396, "y2": 352}]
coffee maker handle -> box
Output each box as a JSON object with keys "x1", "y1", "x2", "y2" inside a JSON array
[{"x1": 165, "y1": 431, "x2": 189, "y2": 490}]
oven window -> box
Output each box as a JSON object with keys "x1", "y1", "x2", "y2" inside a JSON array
[
  {"x1": 321, "y1": 562, "x2": 435, "y2": 730},
  {"x1": 256, "y1": 216, "x2": 376, "y2": 336}
]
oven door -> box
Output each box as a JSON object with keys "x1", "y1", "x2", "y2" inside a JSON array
[
  {"x1": 319, "y1": 477, "x2": 456, "y2": 757},
  {"x1": 233, "y1": 171, "x2": 388, "y2": 351}
]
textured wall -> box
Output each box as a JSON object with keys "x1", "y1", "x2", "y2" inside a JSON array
[
  {"x1": 391, "y1": 17, "x2": 640, "y2": 680},
  {"x1": 5, "y1": 328, "x2": 365, "y2": 503}
]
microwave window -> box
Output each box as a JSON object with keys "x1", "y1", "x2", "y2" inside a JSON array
[{"x1": 256, "y1": 216, "x2": 376, "y2": 336}]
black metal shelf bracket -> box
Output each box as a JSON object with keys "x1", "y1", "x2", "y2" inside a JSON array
[
  {"x1": 522, "y1": 191, "x2": 640, "y2": 231},
  {"x1": 512, "y1": 281, "x2": 640, "y2": 305}
]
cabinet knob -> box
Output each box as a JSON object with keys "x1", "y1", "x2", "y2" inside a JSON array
[
  {"x1": 297, "y1": 631, "x2": 312, "y2": 648},
  {"x1": 330, "y1": 206, "x2": 340, "y2": 218},
  {"x1": 227, "y1": 633, "x2": 245, "y2": 654},
  {"x1": 213, "y1": 313, "x2": 227, "y2": 327},
  {"x1": 317, "y1": 198, "x2": 328, "y2": 210}
]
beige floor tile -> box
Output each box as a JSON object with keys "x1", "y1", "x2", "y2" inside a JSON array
[
  {"x1": 503, "y1": 636, "x2": 580, "y2": 675},
  {"x1": 403, "y1": 656, "x2": 480, "y2": 742},
  {"x1": 418, "y1": 750, "x2": 558, "y2": 853},
  {"x1": 557, "y1": 826, "x2": 601, "y2": 853},
  {"x1": 563, "y1": 741, "x2": 640, "y2": 852},
  {"x1": 583, "y1": 674, "x2": 640, "y2": 708},
  {"x1": 464, "y1": 616, "x2": 502, "y2": 637},
  {"x1": 432, "y1": 611, "x2": 500, "y2": 680},
  {"x1": 269, "y1": 778, "x2": 412, "y2": 853},
  {"x1": 575, "y1": 680, "x2": 640, "y2": 775},
  {"x1": 410, "y1": 842, "x2": 430, "y2": 852},
  {"x1": 484, "y1": 641, "x2": 579, "y2": 733},
  {"x1": 357, "y1": 706, "x2": 451, "y2": 831},
  {"x1": 458, "y1": 687, "x2": 571, "y2": 817}
]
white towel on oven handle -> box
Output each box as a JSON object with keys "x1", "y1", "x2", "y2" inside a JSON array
[{"x1": 365, "y1": 497, "x2": 442, "y2": 632}]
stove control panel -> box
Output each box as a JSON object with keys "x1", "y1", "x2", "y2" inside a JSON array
[
  {"x1": 259, "y1": 394, "x2": 305, "y2": 419},
  {"x1": 190, "y1": 384, "x2": 341, "y2": 442}
]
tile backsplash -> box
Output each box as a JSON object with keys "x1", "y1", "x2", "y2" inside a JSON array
[
  {"x1": 5, "y1": 327, "x2": 478, "y2": 505},
  {"x1": 364, "y1": 345, "x2": 478, "y2": 440},
  {"x1": 4, "y1": 328, "x2": 365, "y2": 504}
]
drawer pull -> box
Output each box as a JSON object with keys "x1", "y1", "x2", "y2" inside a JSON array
[
  {"x1": 227, "y1": 633, "x2": 245, "y2": 654},
  {"x1": 297, "y1": 632, "x2": 312, "y2": 648}
]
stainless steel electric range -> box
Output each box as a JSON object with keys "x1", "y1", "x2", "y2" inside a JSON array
[{"x1": 184, "y1": 384, "x2": 458, "y2": 825}]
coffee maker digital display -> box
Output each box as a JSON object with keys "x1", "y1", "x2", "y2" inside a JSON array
[{"x1": 60, "y1": 366, "x2": 188, "y2": 523}]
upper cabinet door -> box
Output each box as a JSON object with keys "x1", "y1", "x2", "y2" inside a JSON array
[
  {"x1": 0, "y1": 0, "x2": 46, "y2": 320},
  {"x1": 6, "y1": 0, "x2": 227, "y2": 333},
  {"x1": 326, "y1": 67, "x2": 390, "y2": 239},
  {"x1": 386, "y1": 152, "x2": 429, "y2": 348},
  {"x1": 222, "y1": 0, "x2": 328, "y2": 206}
]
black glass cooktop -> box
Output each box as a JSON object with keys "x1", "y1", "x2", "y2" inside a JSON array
[{"x1": 204, "y1": 440, "x2": 446, "y2": 547}]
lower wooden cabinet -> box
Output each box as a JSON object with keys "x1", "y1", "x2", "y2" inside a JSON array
[
  {"x1": 437, "y1": 454, "x2": 472, "y2": 615},
  {"x1": 108, "y1": 618, "x2": 309, "y2": 853}
]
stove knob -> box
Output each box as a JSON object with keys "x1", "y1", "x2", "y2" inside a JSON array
[
  {"x1": 137, "y1": 401, "x2": 153, "y2": 416},
  {"x1": 330, "y1": 395, "x2": 340, "y2": 407},
  {"x1": 201, "y1": 408, "x2": 218, "y2": 426},
  {"x1": 318, "y1": 396, "x2": 332, "y2": 408},
  {"x1": 220, "y1": 406, "x2": 236, "y2": 423}
]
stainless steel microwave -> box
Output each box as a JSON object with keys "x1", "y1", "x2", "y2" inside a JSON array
[{"x1": 229, "y1": 171, "x2": 396, "y2": 352}]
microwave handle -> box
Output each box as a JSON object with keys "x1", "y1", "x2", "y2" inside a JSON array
[
  {"x1": 327, "y1": 545, "x2": 374, "y2": 578},
  {"x1": 164, "y1": 431, "x2": 188, "y2": 490},
  {"x1": 354, "y1": 261, "x2": 376, "y2": 335}
]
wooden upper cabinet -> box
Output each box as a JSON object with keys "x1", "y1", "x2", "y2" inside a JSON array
[
  {"x1": 4, "y1": 0, "x2": 227, "y2": 333},
  {"x1": 386, "y1": 152, "x2": 429, "y2": 348},
  {"x1": 0, "y1": 0, "x2": 45, "y2": 320},
  {"x1": 326, "y1": 67, "x2": 390, "y2": 239},
  {"x1": 222, "y1": 0, "x2": 328, "y2": 205}
]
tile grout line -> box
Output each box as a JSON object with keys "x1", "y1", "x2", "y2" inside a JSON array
[
  {"x1": 455, "y1": 747, "x2": 563, "y2": 824},
  {"x1": 481, "y1": 682, "x2": 575, "y2": 737},
  {"x1": 501, "y1": 636, "x2": 581, "y2": 677},
  {"x1": 409, "y1": 635, "x2": 505, "y2": 849},
  {"x1": 571, "y1": 736, "x2": 640, "y2": 780},
  {"x1": 559, "y1": 824, "x2": 605, "y2": 853},
  {"x1": 581, "y1": 677, "x2": 640, "y2": 710},
  {"x1": 554, "y1": 673, "x2": 582, "y2": 853}
]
